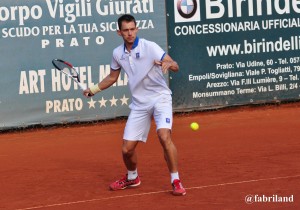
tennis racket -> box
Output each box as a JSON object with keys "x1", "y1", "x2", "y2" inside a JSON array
[{"x1": 52, "y1": 59, "x2": 87, "y2": 91}]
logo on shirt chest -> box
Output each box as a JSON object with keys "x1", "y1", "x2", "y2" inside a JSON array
[
  {"x1": 120, "y1": 52, "x2": 140, "y2": 60},
  {"x1": 120, "y1": 54, "x2": 128, "y2": 61}
]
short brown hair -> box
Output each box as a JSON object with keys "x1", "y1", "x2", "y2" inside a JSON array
[{"x1": 118, "y1": 14, "x2": 136, "y2": 29}]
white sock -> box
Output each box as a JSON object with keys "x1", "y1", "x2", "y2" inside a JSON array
[
  {"x1": 127, "y1": 169, "x2": 138, "y2": 180},
  {"x1": 171, "y1": 172, "x2": 179, "y2": 183}
]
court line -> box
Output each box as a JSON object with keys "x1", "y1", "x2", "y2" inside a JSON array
[{"x1": 15, "y1": 174, "x2": 300, "y2": 210}]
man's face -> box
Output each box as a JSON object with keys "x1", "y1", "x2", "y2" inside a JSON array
[{"x1": 118, "y1": 21, "x2": 138, "y2": 45}]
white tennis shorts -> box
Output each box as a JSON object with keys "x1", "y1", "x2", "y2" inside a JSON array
[{"x1": 123, "y1": 94, "x2": 173, "y2": 142}]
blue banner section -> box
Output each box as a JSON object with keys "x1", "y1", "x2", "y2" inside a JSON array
[
  {"x1": 167, "y1": 0, "x2": 300, "y2": 110},
  {"x1": 0, "y1": 0, "x2": 167, "y2": 130}
]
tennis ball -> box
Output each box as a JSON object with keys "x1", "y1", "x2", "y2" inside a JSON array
[{"x1": 190, "y1": 122, "x2": 199, "y2": 131}]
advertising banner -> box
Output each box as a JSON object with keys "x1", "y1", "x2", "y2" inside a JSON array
[
  {"x1": 0, "y1": 0, "x2": 167, "y2": 130},
  {"x1": 167, "y1": 0, "x2": 300, "y2": 110}
]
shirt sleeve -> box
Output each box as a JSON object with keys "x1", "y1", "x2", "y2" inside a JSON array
[
  {"x1": 110, "y1": 50, "x2": 121, "y2": 70},
  {"x1": 149, "y1": 41, "x2": 166, "y2": 62}
]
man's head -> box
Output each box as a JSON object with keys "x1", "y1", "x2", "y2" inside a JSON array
[
  {"x1": 117, "y1": 14, "x2": 138, "y2": 46},
  {"x1": 117, "y1": 14, "x2": 136, "y2": 30}
]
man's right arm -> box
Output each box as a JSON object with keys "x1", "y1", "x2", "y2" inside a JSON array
[{"x1": 83, "y1": 68, "x2": 121, "y2": 97}]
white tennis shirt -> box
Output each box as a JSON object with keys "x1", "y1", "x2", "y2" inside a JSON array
[{"x1": 111, "y1": 37, "x2": 172, "y2": 110}]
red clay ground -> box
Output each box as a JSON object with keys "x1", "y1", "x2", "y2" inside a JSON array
[{"x1": 0, "y1": 103, "x2": 300, "y2": 210}]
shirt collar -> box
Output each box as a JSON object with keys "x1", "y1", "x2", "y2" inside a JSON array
[{"x1": 124, "y1": 37, "x2": 139, "y2": 52}]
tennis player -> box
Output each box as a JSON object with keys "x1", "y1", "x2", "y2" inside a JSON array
[{"x1": 83, "y1": 14, "x2": 186, "y2": 196}]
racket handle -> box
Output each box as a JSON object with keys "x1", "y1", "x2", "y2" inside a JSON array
[
  {"x1": 78, "y1": 83, "x2": 87, "y2": 90},
  {"x1": 78, "y1": 83, "x2": 92, "y2": 97}
]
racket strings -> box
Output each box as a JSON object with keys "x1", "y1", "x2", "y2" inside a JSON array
[
  {"x1": 52, "y1": 59, "x2": 81, "y2": 83},
  {"x1": 62, "y1": 67, "x2": 77, "y2": 77},
  {"x1": 65, "y1": 68, "x2": 80, "y2": 82}
]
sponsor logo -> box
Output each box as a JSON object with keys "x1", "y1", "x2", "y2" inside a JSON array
[{"x1": 174, "y1": 0, "x2": 200, "y2": 23}]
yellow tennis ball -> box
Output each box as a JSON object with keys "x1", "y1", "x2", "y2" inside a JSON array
[{"x1": 190, "y1": 122, "x2": 199, "y2": 131}]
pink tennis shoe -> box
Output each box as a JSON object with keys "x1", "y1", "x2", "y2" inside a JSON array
[
  {"x1": 109, "y1": 174, "x2": 141, "y2": 190},
  {"x1": 172, "y1": 179, "x2": 186, "y2": 196}
]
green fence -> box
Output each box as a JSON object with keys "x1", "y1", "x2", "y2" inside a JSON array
[{"x1": 167, "y1": 0, "x2": 300, "y2": 111}]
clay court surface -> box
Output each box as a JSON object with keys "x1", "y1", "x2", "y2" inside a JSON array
[{"x1": 1, "y1": 103, "x2": 300, "y2": 210}]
